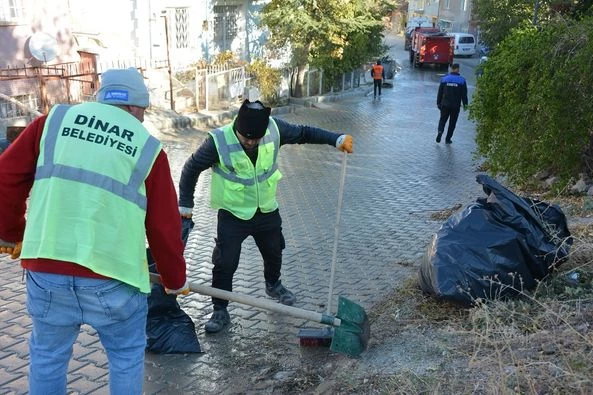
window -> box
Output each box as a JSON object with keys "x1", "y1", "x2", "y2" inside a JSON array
[
  {"x1": 213, "y1": 5, "x2": 239, "y2": 52},
  {"x1": 445, "y1": 0, "x2": 450, "y2": 9},
  {"x1": 175, "y1": 8, "x2": 189, "y2": 49},
  {"x1": 0, "y1": 0, "x2": 25, "y2": 22},
  {"x1": 0, "y1": 94, "x2": 38, "y2": 118}
]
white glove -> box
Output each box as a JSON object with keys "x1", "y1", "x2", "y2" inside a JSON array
[{"x1": 179, "y1": 206, "x2": 193, "y2": 218}]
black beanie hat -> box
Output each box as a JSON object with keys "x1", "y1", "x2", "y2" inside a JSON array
[{"x1": 234, "y1": 99, "x2": 271, "y2": 139}]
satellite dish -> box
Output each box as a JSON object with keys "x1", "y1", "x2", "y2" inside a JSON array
[{"x1": 28, "y1": 32, "x2": 58, "y2": 63}]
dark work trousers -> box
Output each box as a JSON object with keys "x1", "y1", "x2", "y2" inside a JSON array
[
  {"x1": 438, "y1": 106, "x2": 461, "y2": 141},
  {"x1": 373, "y1": 79, "x2": 382, "y2": 97},
  {"x1": 211, "y1": 209, "x2": 285, "y2": 309}
]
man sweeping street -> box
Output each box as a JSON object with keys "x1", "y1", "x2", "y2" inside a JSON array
[
  {"x1": 178, "y1": 99, "x2": 353, "y2": 333},
  {"x1": 0, "y1": 68, "x2": 189, "y2": 394}
]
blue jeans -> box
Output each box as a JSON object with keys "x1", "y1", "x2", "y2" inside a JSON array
[{"x1": 26, "y1": 271, "x2": 148, "y2": 395}]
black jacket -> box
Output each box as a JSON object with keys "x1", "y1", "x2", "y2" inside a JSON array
[
  {"x1": 178, "y1": 117, "x2": 342, "y2": 208},
  {"x1": 437, "y1": 72, "x2": 468, "y2": 109}
]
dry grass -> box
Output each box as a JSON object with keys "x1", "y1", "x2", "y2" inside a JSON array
[
  {"x1": 429, "y1": 203, "x2": 463, "y2": 221},
  {"x1": 314, "y1": 196, "x2": 593, "y2": 395}
]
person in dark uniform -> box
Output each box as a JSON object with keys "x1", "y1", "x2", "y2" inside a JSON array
[
  {"x1": 436, "y1": 63, "x2": 468, "y2": 144},
  {"x1": 178, "y1": 99, "x2": 354, "y2": 334}
]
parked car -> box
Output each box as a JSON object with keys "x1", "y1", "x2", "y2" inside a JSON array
[{"x1": 450, "y1": 33, "x2": 476, "y2": 57}]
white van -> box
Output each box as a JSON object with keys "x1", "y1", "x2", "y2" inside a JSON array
[{"x1": 451, "y1": 33, "x2": 476, "y2": 57}]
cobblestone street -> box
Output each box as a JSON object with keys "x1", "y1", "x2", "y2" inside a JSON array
[{"x1": 0, "y1": 36, "x2": 485, "y2": 394}]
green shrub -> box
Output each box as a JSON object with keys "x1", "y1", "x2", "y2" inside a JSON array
[
  {"x1": 470, "y1": 17, "x2": 593, "y2": 185},
  {"x1": 175, "y1": 60, "x2": 209, "y2": 84},
  {"x1": 212, "y1": 51, "x2": 244, "y2": 67},
  {"x1": 246, "y1": 59, "x2": 282, "y2": 105}
]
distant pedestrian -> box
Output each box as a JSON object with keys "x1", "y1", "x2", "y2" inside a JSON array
[
  {"x1": 0, "y1": 68, "x2": 189, "y2": 394},
  {"x1": 436, "y1": 63, "x2": 468, "y2": 144},
  {"x1": 371, "y1": 60, "x2": 385, "y2": 100},
  {"x1": 178, "y1": 99, "x2": 353, "y2": 334}
]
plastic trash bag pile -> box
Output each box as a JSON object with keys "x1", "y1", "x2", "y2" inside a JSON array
[{"x1": 419, "y1": 174, "x2": 572, "y2": 306}]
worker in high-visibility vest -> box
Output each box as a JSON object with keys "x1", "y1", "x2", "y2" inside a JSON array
[
  {"x1": 0, "y1": 68, "x2": 188, "y2": 394},
  {"x1": 371, "y1": 59, "x2": 385, "y2": 100},
  {"x1": 178, "y1": 99, "x2": 354, "y2": 334}
]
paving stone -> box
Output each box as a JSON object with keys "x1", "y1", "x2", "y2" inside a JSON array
[{"x1": 0, "y1": 35, "x2": 484, "y2": 393}]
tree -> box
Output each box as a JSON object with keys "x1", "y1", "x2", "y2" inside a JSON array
[
  {"x1": 473, "y1": 0, "x2": 593, "y2": 47},
  {"x1": 261, "y1": 0, "x2": 396, "y2": 97},
  {"x1": 473, "y1": 0, "x2": 536, "y2": 46},
  {"x1": 470, "y1": 17, "x2": 593, "y2": 184}
]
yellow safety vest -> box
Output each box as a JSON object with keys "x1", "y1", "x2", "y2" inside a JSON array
[
  {"x1": 21, "y1": 102, "x2": 161, "y2": 292},
  {"x1": 209, "y1": 119, "x2": 282, "y2": 220}
]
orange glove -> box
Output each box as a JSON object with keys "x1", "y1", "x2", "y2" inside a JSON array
[
  {"x1": 336, "y1": 134, "x2": 353, "y2": 153},
  {"x1": 165, "y1": 279, "x2": 190, "y2": 296},
  {"x1": 0, "y1": 241, "x2": 22, "y2": 259}
]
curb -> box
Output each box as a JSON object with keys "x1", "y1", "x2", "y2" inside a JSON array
[{"x1": 146, "y1": 86, "x2": 372, "y2": 134}]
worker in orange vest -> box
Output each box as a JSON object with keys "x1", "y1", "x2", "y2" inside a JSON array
[{"x1": 371, "y1": 60, "x2": 385, "y2": 100}]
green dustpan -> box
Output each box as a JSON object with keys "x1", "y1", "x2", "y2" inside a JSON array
[
  {"x1": 150, "y1": 273, "x2": 370, "y2": 358},
  {"x1": 330, "y1": 296, "x2": 370, "y2": 358}
]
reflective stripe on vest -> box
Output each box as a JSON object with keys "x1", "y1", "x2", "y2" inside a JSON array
[
  {"x1": 34, "y1": 104, "x2": 160, "y2": 210},
  {"x1": 20, "y1": 103, "x2": 161, "y2": 292},
  {"x1": 210, "y1": 119, "x2": 280, "y2": 185},
  {"x1": 209, "y1": 119, "x2": 282, "y2": 219}
]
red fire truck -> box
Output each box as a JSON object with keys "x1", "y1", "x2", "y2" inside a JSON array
[{"x1": 409, "y1": 30, "x2": 454, "y2": 69}]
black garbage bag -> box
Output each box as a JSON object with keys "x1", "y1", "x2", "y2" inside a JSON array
[
  {"x1": 146, "y1": 217, "x2": 201, "y2": 353},
  {"x1": 419, "y1": 174, "x2": 572, "y2": 306},
  {"x1": 146, "y1": 283, "x2": 201, "y2": 354}
]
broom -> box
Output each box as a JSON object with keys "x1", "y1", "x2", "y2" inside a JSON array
[{"x1": 298, "y1": 151, "x2": 348, "y2": 347}]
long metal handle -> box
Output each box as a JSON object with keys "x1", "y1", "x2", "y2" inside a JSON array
[
  {"x1": 326, "y1": 152, "x2": 348, "y2": 314},
  {"x1": 0, "y1": 240, "x2": 16, "y2": 248},
  {"x1": 149, "y1": 273, "x2": 341, "y2": 327}
]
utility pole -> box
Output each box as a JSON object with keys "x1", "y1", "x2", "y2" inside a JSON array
[
  {"x1": 533, "y1": 0, "x2": 540, "y2": 26},
  {"x1": 162, "y1": 12, "x2": 175, "y2": 112}
]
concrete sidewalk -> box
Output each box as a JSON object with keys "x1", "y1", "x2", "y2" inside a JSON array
[{"x1": 143, "y1": 84, "x2": 373, "y2": 136}]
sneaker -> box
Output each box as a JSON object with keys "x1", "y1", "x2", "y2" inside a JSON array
[
  {"x1": 204, "y1": 308, "x2": 230, "y2": 333},
  {"x1": 436, "y1": 133, "x2": 442, "y2": 143},
  {"x1": 265, "y1": 280, "x2": 296, "y2": 306},
  {"x1": 445, "y1": 139, "x2": 453, "y2": 144}
]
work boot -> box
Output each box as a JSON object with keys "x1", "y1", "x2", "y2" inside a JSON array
[
  {"x1": 265, "y1": 280, "x2": 296, "y2": 306},
  {"x1": 436, "y1": 133, "x2": 442, "y2": 143},
  {"x1": 204, "y1": 308, "x2": 230, "y2": 333}
]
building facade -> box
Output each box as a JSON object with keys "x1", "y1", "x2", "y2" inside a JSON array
[
  {"x1": 1, "y1": 0, "x2": 269, "y2": 70},
  {"x1": 407, "y1": 0, "x2": 476, "y2": 34},
  {"x1": 437, "y1": 0, "x2": 474, "y2": 33}
]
